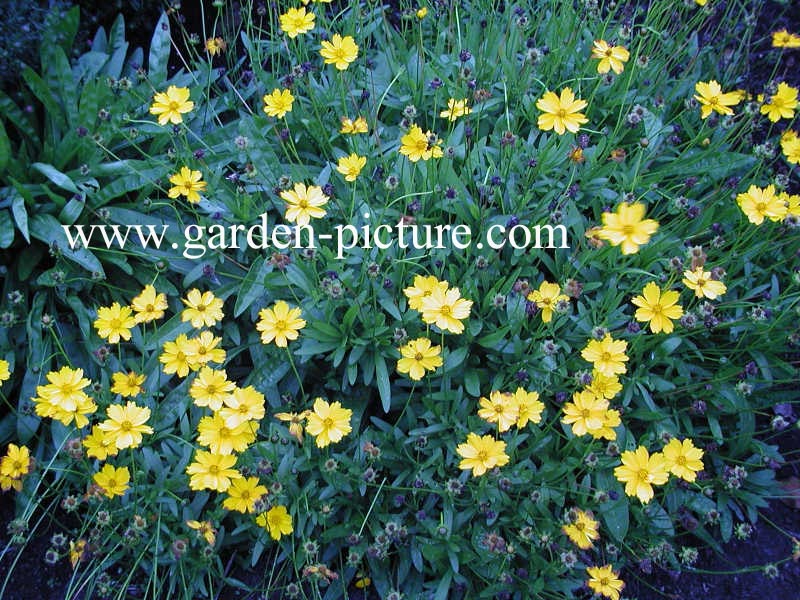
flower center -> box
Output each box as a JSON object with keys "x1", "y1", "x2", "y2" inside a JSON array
[
  {"x1": 169, "y1": 100, "x2": 181, "y2": 111},
  {"x1": 110, "y1": 318, "x2": 121, "y2": 329},
  {"x1": 146, "y1": 304, "x2": 154, "y2": 312},
  {"x1": 275, "y1": 319, "x2": 287, "y2": 330},
  {"x1": 323, "y1": 417, "x2": 335, "y2": 430},
  {"x1": 600, "y1": 351, "x2": 611, "y2": 361},
  {"x1": 756, "y1": 202, "x2": 766, "y2": 213},
  {"x1": 556, "y1": 108, "x2": 567, "y2": 118},
  {"x1": 476, "y1": 450, "x2": 489, "y2": 462},
  {"x1": 637, "y1": 468, "x2": 650, "y2": 481},
  {"x1": 440, "y1": 305, "x2": 452, "y2": 315},
  {"x1": 676, "y1": 455, "x2": 686, "y2": 465},
  {"x1": 120, "y1": 420, "x2": 133, "y2": 432},
  {"x1": 209, "y1": 465, "x2": 219, "y2": 474},
  {"x1": 621, "y1": 224, "x2": 635, "y2": 235},
  {"x1": 414, "y1": 352, "x2": 424, "y2": 361}
]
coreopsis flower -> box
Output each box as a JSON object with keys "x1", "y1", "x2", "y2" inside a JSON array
[
  {"x1": 420, "y1": 286, "x2": 473, "y2": 334},
  {"x1": 257, "y1": 505, "x2": 293, "y2": 540},
  {"x1": 403, "y1": 275, "x2": 449, "y2": 311},
  {"x1": 275, "y1": 410, "x2": 311, "y2": 443},
  {"x1": 98, "y1": 401, "x2": 153, "y2": 450},
  {"x1": 149, "y1": 85, "x2": 194, "y2": 125},
  {"x1": 262, "y1": 88, "x2": 295, "y2": 118},
  {"x1": 205, "y1": 37, "x2": 227, "y2": 55},
  {"x1": 190, "y1": 367, "x2": 236, "y2": 411},
  {"x1": 772, "y1": 29, "x2": 800, "y2": 48},
  {"x1": 306, "y1": 398, "x2": 352, "y2": 448},
  {"x1": 219, "y1": 385, "x2": 266, "y2": 428},
  {"x1": 536, "y1": 87, "x2": 588, "y2": 135},
  {"x1": 526, "y1": 281, "x2": 569, "y2": 323},
  {"x1": 181, "y1": 289, "x2": 224, "y2": 328},
  {"x1": 456, "y1": 433, "x2": 509, "y2": 477},
  {"x1": 83, "y1": 425, "x2": 118, "y2": 460},
  {"x1": 186, "y1": 450, "x2": 241, "y2": 492},
  {"x1": 760, "y1": 82, "x2": 798, "y2": 122},
  {"x1": 562, "y1": 509, "x2": 600, "y2": 549},
  {"x1": 32, "y1": 366, "x2": 97, "y2": 428},
  {"x1": 168, "y1": 167, "x2": 207, "y2": 204},
  {"x1": 478, "y1": 391, "x2": 519, "y2": 433},
  {"x1": 682, "y1": 267, "x2": 727, "y2": 299},
  {"x1": 781, "y1": 130, "x2": 800, "y2": 164},
  {"x1": 185, "y1": 331, "x2": 226, "y2": 366},
  {"x1": 631, "y1": 282, "x2": 683, "y2": 334},
  {"x1": 396, "y1": 337, "x2": 443, "y2": 381},
  {"x1": 186, "y1": 520, "x2": 217, "y2": 545},
  {"x1": 586, "y1": 565, "x2": 624, "y2": 600},
  {"x1": 416, "y1": 6, "x2": 428, "y2": 18},
  {"x1": 110, "y1": 371, "x2": 146, "y2": 397},
  {"x1": 279, "y1": 7, "x2": 315, "y2": 38},
  {"x1": 513, "y1": 387, "x2": 545, "y2": 428},
  {"x1": 736, "y1": 184, "x2": 788, "y2": 225},
  {"x1": 0, "y1": 444, "x2": 31, "y2": 480},
  {"x1": 336, "y1": 153, "x2": 366, "y2": 182},
  {"x1": 340, "y1": 115, "x2": 368, "y2": 134},
  {"x1": 561, "y1": 390, "x2": 608, "y2": 436},
  {"x1": 784, "y1": 192, "x2": 800, "y2": 217},
  {"x1": 69, "y1": 539, "x2": 87, "y2": 569},
  {"x1": 586, "y1": 371, "x2": 622, "y2": 400},
  {"x1": 662, "y1": 438, "x2": 704, "y2": 482},
  {"x1": 93, "y1": 302, "x2": 136, "y2": 343},
  {"x1": 399, "y1": 125, "x2": 444, "y2": 162},
  {"x1": 197, "y1": 413, "x2": 256, "y2": 455},
  {"x1": 320, "y1": 34, "x2": 359, "y2": 70},
  {"x1": 591, "y1": 40, "x2": 629, "y2": 74},
  {"x1": 0, "y1": 359, "x2": 9, "y2": 381},
  {"x1": 92, "y1": 464, "x2": 130, "y2": 499},
  {"x1": 439, "y1": 98, "x2": 472, "y2": 121},
  {"x1": 597, "y1": 202, "x2": 659, "y2": 255},
  {"x1": 131, "y1": 285, "x2": 168, "y2": 323},
  {"x1": 581, "y1": 335, "x2": 629, "y2": 376},
  {"x1": 160, "y1": 333, "x2": 198, "y2": 377},
  {"x1": 613, "y1": 446, "x2": 669, "y2": 503},
  {"x1": 592, "y1": 409, "x2": 621, "y2": 441},
  {"x1": 223, "y1": 477, "x2": 268, "y2": 513},
  {"x1": 694, "y1": 80, "x2": 741, "y2": 119},
  {"x1": 256, "y1": 300, "x2": 306, "y2": 347},
  {"x1": 280, "y1": 182, "x2": 329, "y2": 226}
]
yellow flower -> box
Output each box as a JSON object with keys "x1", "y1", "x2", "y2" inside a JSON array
[
  {"x1": 0, "y1": 444, "x2": 31, "y2": 480},
  {"x1": 306, "y1": 397, "x2": 353, "y2": 448},
  {"x1": 662, "y1": 438, "x2": 704, "y2": 482},
  {"x1": 586, "y1": 565, "x2": 624, "y2": 600},
  {"x1": 197, "y1": 414, "x2": 256, "y2": 455},
  {"x1": 439, "y1": 98, "x2": 471, "y2": 122},
  {"x1": 110, "y1": 371, "x2": 146, "y2": 397},
  {"x1": 94, "y1": 302, "x2": 136, "y2": 343},
  {"x1": 275, "y1": 410, "x2": 311, "y2": 444},
  {"x1": 693, "y1": 80, "x2": 741, "y2": 119},
  {"x1": 185, "y1": 330, "x2": 226, "y2": 366},
  {"x1": 149, "y1": 85, "x2": 194, "y2": 125},
  {"x1": 591, "y1": 40, "x2": 629, "y2": 74},
  {"x1": 181, "y1": 289, "x2": 224, "y2": 328},
  {"x1": 784, "y1": 192, "x2": 800, "y2": 217},
  {"x1": 186, "y1": 450, "x2": 241, "y2": 492},
  {"x1": 513, "y1": 387, "x2": 544, "y2": 428},
  {"x1": 32, "y1": 365, "x2": 93, "y2": 421},
  {"x1": 262, "y1": 88, "x2": 295, "y2": 118},
  {"x1": 597, "y1": 202, "x2": 659, "y2": 255},
  {"x1": 131, "y1": 285, "x2": 168, "y2": 323},
  {"x1": 190, "y1": 367, "x2": 236, "y2": 411},
  {"x1": 160, "y1": 333, "x2": 198, "y2": 377},
  {"x1": 736, "y1": 184, "x2": 788, "y2": 225},
  {"x1": 168, "y1": 167, "x2": 207, "y2": 204},
  {"x1": 279, "y1": 7, "x2": 315, "y2": 38},
  {"x1": 586, "y1": 371, "x2": 622, "y2": 400},
  {"x1": 526, "y1": 280, "x2": 568, "y2": 323},
  {"x1": 205, "y1": 37, "x2": 227, "y2": 56},
  {"x1": 403, "y1": 274, "x2": 449, "y2": 311},
  {"x1": 416, "y1": 6, "x2": 428, "y2": 19},
  {"x1": 320, "y1": 34, "x2": 359, "y2": 70},
  {"x1": 223, "y1": 476, "x2": 268, "y2": 513},
  {"x1": 69, "y1": 539, "x2": 87, "y2": 569},
  {"x1": 561, "y1": 390, "x2": 608, "y2": 436},
  {"x1": 83, "y1": 425, "x2": 118, "y2": 460},
  {"x1": 336, "y1": 153, "x2": 366, "y2": 182},
  {"x1": 478, "y1": 390, "x2": 519, "y2": 433},
  {"x1": 340, "y1": 115, "x2": 368, "y2": 134},
  {"x1": 772, "y1": 29, "x2": 800, "y2": 49},
  {"x1": 187, "y1": 520, "x2": 217, "y2": 545},
  {"x1": 0, "y1": 359, "x2": 11, "y2": 382},
  {"x1": 581, "y1": 335, "x2": 628, "y2": 377},
  {"x1": 399, "y1": 125, "x2": 443, "y2": 162},
  {"x1": 613, "y1": 446, "x2": 669, "y2": 503},
  {"x1": 562, "y1": 509, "x2": 600, "y2": 549},
  {"x1": 592, "y1": 409, "x2": 621, "y2": 441},
  {"x1": 536, "y1": 87, "x2": 589, "y2": 135},
  {"x1": 682, "y1": 267, "x2": 727, "y2": 299},
  {"x1": 781, "y1": 131, "x2": 800, "y2": 164},
  {"x1": 396, "y1": 337, "x2": 442, "y2": 381},
  {"x1": 420, "y1": 285, "x2": 473, "y2": 334},
  {"x1": 93, "y1": 464, "x2": 130, "y2": 498},
  {"x1": 631, "y1": 282, "x2": 683, "y2": 334},
  {"x1": 256, "y1": 300, "x2": 306, "y2": 347},
  {"x1": 219, "y1": 385, "x2": 266, "y2": 428},
  {"x1": 98, "y1": 401, "x2": 153, "y2": 450},
  {"x1": 760, "y1": 82, "x2": 798, "y2": 122},
  {"x1": 257, "y1": 505, "x2": 293, "y2": 540},
  {"x1": 456, "y1": 432, "x2": 509, "y2": 477},
  {"x1": 280, "y1": 182, "x2": 329, "y2": 227}
]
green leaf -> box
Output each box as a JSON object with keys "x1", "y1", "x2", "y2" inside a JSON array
[
  {"x1": 32, "y1": 163, "x2": 79, "y2": 194},
  {"x1": 234, "y1": 257, "x2": 267, "y2": 317},
  {"x1": 11, "y1": 192, "x2": 30, "y2": 243},
  {"x1": 0, "y1": 211, "x2": 14, "y2": 248},
  {"x1": 148, "y1": 12, "x2": 172, "y2": 85},
  {"x1": 0, "y1": 120, "x2": 10, "y2": 173},
  {"x1": 29, "y1": 214, "x2": 104, "y2": 275},
  {"x1": 600, "y1": 498, "x2": 629, "y2": 542},
  {"x1": 375, "y1": 353, "x2": 391, "y2": 412}
]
